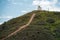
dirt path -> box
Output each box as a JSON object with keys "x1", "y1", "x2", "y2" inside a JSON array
[{"x1": 1, "y1": 13, "x2": 36, "y2": 40}]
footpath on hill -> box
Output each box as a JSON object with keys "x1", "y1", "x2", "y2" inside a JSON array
[{"x1": 1, "y1": 13, "x2": 36, "y2": 40}]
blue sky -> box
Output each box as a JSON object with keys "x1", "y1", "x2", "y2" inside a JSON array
[{"x1": 0, "y1": 0, "x2": 60, "y2": 24}]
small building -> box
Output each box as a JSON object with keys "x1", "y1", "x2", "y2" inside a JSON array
[{"x1": 38, "y1": 6, "x2": 41, "y2": 10}]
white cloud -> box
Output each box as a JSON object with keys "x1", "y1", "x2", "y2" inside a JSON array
[
  {"x1": 0, "y1": 16, "x2": 13, "y2": 19},
  {"x1": 21, "y1": 10, "x2": 28, "y2": 13},
  {"x1": 51, "y1": 7, "x2": 60, "y2": 11},
  {"x1": 32, "y1": 0, "x2": 40, "y2": 5},
  {"x1": 12, "y1": 2, "x2": 23, "y2": 5},
  {"x1": 0, "y1": 22, "x2": 3, "y2": 25},
  {"x1": 32, "y1": 0, "x2": 60, "y2": 11},
  {"x1": 0, "y1": 16, "x2": 13, "y2": 24},
  {"x1": 8, "y1": 0, "x2": 23, "y2": 5},
  {"x1": 21, "y1": 11, "x2": 27, "y2": 13}
]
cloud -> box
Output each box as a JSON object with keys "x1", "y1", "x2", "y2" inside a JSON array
[
  {"x1": 0, "y1": 22, "x2": 3, "y2": 25},
  {"x1": 0, "y1": 16, "x2": 13, "y2": 25},
  {"x1": 33, "y1": 0, "x2": 58, "y2": 5},
  {"x1": 8, "y1": 0, "x2": 23, "y2": 5},
  {"x1": 21, "y1": 10, "x2": 29, "y2": 13},
  {"x1": 32, "y1": 0, "x2": 60, "y2": 11},
  {"x1": 0, "y1": 16, "x2": 13, "y2": 19},
  {"x1": 32, "y1": 0, "x2": 40, "y2": 5},
  {"x1": 12, "y1": 2, "x2": 23, "y2": 5},
  {"x1": 21, "y1": 10, "x2": 27, "y2": 13}
]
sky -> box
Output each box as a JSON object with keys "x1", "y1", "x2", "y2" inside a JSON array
[{"x1": 0, "y1": 0, "x2": 60, "y2": 24}]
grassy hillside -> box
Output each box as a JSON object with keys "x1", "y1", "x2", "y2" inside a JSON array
[{"x1": 0, "y1": 10, "x2": 60, "y2": 40}]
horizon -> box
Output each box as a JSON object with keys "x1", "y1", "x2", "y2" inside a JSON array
[{"x1": 0, "y1": 0, "x2": 60, "y2": 24}]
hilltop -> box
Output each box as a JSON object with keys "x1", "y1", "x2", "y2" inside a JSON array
[{"x1": 0, "y1": 10, "x2": 60, "y2": 40}]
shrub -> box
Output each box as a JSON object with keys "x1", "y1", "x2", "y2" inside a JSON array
[
  {"x1": 46, "y1": 18, "x2": 55, "y2": 23},
  {"x1": 37, "y1": 21, "x2": 46, "y2": 25}
]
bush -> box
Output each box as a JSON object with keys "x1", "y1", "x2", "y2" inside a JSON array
[
  {"x1": 1, "y1": 22, "x2": 7, "y2": 30},
  {"x1": 46, "y1": 18, "x2": 55, "y2": 23},
  {"x1": 37, "y1": 21, "x2": 46, "y2": 25}
]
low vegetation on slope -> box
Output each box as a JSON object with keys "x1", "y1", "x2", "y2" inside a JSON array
[{"x1": 0, "y1": 10, "x2": 60, "y2": 40}]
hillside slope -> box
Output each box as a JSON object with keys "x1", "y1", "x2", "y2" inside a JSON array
[{"x1": 0, "y1": 10, "x2": 60, "y2": 40}]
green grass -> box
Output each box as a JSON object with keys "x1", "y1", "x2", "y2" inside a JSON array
[{"x1": 0, "y1": 10, "x2": 60, "y2": 40}]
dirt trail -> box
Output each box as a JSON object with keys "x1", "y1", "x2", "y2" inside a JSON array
[{"x1": 1, "y1": 13, "x2": 36, "y2": 40}]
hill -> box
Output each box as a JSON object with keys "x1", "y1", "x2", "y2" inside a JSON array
[{"x1": 0, "y1": 10, "x2": 60, "y2": 40}]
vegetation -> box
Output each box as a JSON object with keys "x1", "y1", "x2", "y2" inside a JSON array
[{"x1": 0, "y1": 10, "x2": 60, "y2": 40}]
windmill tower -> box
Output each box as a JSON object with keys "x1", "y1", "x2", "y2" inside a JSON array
[{"x1": 38, "y1": 5, "x2": 41, "y2": 10}]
